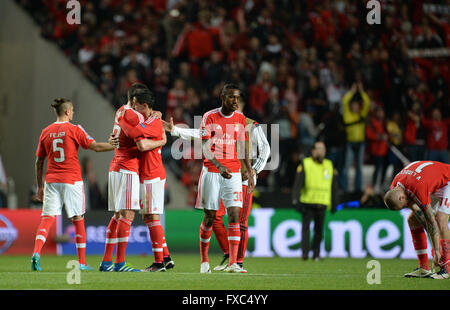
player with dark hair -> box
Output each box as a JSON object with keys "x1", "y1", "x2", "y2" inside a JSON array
[
  {"x1": 117, "y1": 89, "x2": 174, "y2": 272},
  {"x1": 162, "y1": 97, "x2": 271, "y2": 271},
  {"x1": 32, "y1": 98, "x2": 116, "y2": 271},
  {"x1": 384, "y1": 161, "x2": 450, "y2": 279},
  {"x1": 197, "y1": 84, "x2": 254, "y2": 273},
  {"x1": 100, "y1": 84, "x2": 164, "y2": 272}
]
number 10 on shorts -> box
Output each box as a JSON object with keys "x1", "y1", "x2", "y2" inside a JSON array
[{"x1": 234, "y1": 191, "x2": 243, "y2": 202}]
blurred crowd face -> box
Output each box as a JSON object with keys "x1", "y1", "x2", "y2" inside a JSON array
[{"x1": 431, "y1": 108, "x2": 442, "y2": 121}]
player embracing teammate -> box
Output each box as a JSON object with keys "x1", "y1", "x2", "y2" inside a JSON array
[{"x1": 99, "y1": 83, "x2": 173, "y2": 272}]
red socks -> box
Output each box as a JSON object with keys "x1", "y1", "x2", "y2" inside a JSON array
[
  {"x1": 410, "y1": 227, "x2": 430, "y2": 270},
  {"x1": 115, "y1": 217, "x2": 132, "y2": 264},
  {"x1": 145, "y1": 219, "x2": 164, "y2": 263},
  {"x1": 102, "y1": 216, "x2": 119, "y2": 262},
  {"x1": 33, "y1": 215, "x2": 56, "y2": 255},
  {"x1": 440, "y1": 239, "x2": 450, "y2": 272},
  {"x1": 200, "y1": 221, "x2": 213, "y2": 263},
  {"x1": 228, "y1": 222, "x2": 241, "y2": 266},
  {"x1": 212, "y1": 215, "x2": 229, "y2": 255},
  {"x1": 72, "y1": 218, "x2": 87, "y2": 265}
]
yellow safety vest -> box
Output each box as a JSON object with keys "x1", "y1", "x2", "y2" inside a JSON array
[{"x1": 298, "y1": 157, "x2": 334, "y2": 209}]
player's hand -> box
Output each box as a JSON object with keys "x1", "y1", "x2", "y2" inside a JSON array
[
  {"x1": 109, "y1": 134, "x2": 119, "y2": 148},
  {"x1": 32, "y1": 187, "x2": 44, "y2": 202},
  {"x1": 162, "y1": 117, "x2": 174, "y2": 133},
  {"x1": 151, "y1": 110, "x2": 163, "y2": 119},
  {"x1": 241, "y1": 169, "x2": 249, "y2": 181},
  {"x1": 247, "y1": 172, "x2": 255, "y2": 194},
  {"x1": 219, "y1": 166, "x2": 232, "y2": 179},
  {"x1": 433, "y1": 250, "x2": 441, "y2": 269}
]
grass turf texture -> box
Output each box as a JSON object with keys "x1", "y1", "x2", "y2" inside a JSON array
[{"x1": 0, "y1": 254, "x2": 448, "y2": 290}]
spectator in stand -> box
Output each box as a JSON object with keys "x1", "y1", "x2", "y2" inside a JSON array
[
  {"x1": 404, "y1": 103, "x2": 427, "y2": 162},
  {"x1": 319, "y1": 103, "x2": 346, "y2": 187},
  {"x1": 166, "y1": 78, "x2": 187, "y2": 118},
  {"x1": 81, "y1": 157, "x2": 107, "y2": 211},
  {"x1": 341, "y1": 82, "x2": 371, "y2": 193},
  {"x1": 386, "y1": 111, "x2": 405, "y2": 182},
  {"x1": 249, "y1": 62, "x2": 275, "y2": 121},
  {"x1": 205, "y1": 50, "x2": 225, "y2": 92},
  {"x1": 422, "y1": 108, "x2": 450, "y2": 164},
  {"x1": 366, "y1": 106, "x2": 389, "y2": 194},
  {"x1": 302, "y1": 75, "x2": 328, "y2": 125}
]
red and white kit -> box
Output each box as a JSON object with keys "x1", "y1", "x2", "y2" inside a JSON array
[
  {"x1": 134, "y1": 116, "x2": 166, "y2": 215},
  {"x1": 196, "y1": 108, "x2": 248, "y2": 210},
  {"x1": 36, "y1": 121, "x2": 94, "y2": 217},
  {"x1": 108, "y1": 106, "x2": 144, "y2": 212},
  {"x1": 390, "y1": 160, "x2": 450, "y2": 214}
]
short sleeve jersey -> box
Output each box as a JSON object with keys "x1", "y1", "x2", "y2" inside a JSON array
[
  {"x1": 109, "y1": 105, "x2": 144, "y2": 174},
  {"x1": 199, "y1": 108, "x2": 248, "y2": 173},
  {"x1": 390, "y1": 161, "x2": 450, "y2": 210},
  {"x1": 134, "y1": 116, "x2": 166, "y2": 181},
  {"x1": 36, "y1": 122, "x2": 95, "y2": 184}
]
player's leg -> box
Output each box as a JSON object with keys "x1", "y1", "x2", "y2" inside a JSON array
[
  {"x1": 100, "y1": 212, "x2": 119, "y2": 271},
  {"x1": 222, "y1": 172, "x2": 246, "y2": 273},
  {"x1": 31, "y1": 182, "x2": 60, "y2": 271},
  {"x1": 101, "y1": 171, "x2": 120, "y2": 271},
  {"x1": 200, "y1": 209, "x2": 216, "y2": 273},
  {"x1": 113, "y1": 172, "x2": 141, "y2": 272},
  {"x1": 405, "y1": 211, "x2": 431, "y2": 277},
  {"x1": 312, "y1": 205, "x2": 326, "y2": 261},
  {"x1": 141, "y1": 180, "x2": 169, "y2": 272},
  {"x1": 212, "y1": 200, "x2": 230, "y2": 271},
  {"x1": 65, "y1": 181, "x2": 93, "y2": 271},
  {"x1": 436, "y1": 191, "x2": 450, "y2": 276},
  {"x1": 237, "y1": 185, "x2": 253, "y2": 266},
  {"x1": 301, "y1": 206, "x2": 313, "y2": 260},
  {"x1": 196, "y1": 168, "x2": 220, "y2": 273}
]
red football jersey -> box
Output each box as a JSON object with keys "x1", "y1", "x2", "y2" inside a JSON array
[
  {"x1": 36, "y1": 122, "x2": 95, "y2": 184},
  {"x1": 390, "y1": 161, "x2": 450, "y2": 209},
  {"x1": 109, "y1": 105, "x2": 144, "y2": 174},
  {"x1": 134, "y1": 116, "x2": 166, "y2": 181},
  {"x1": 199, "y1": 108, "x2": 248, "y2": 173}
]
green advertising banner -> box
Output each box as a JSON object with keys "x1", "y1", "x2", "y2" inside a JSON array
[{"x1": 165, "y1": 208, "x2": 423, "y2": 259}]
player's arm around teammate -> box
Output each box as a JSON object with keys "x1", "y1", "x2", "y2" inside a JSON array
[{"x1": 32, "y1": 98, "x2": 116, "y2": 271}]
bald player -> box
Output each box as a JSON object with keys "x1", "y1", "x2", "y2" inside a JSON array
[{"x1": 384, "y1": 161, "x2": 450, "y2": 279}]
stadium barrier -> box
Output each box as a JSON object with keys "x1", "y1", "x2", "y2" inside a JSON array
[
  {"x1": 0, "y1": 208, "x2": 437, "y2": 259},
  {"x1": 0, "y1": 209, "x2": 59, "y2": 255}
]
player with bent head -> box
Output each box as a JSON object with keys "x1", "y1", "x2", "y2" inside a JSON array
[
  {"x1": 32, "y1": 98, "x2": 116, "y2": 271},
  {"x1": 197, "y1": 84, "x2": 254, "y2": 273},
  {"x1": 118, "y1": 88, "x2": 174, "y2": 272},
  {"x1": 384, "y1": 161, "x2": 450, "y2": 279},
  {"x1": 100, "y1": 83, "x2": 164, "y2": 272}
]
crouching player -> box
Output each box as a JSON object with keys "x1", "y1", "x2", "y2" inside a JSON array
[{"x1": 384, "y1": 161, "x2": 450, "y2": 279}]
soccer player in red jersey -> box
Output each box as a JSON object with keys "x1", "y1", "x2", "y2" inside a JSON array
[
  {"x1": 197, "y1": 84, "x2": 254, "y2": 273},
  {"x1": 100, "y1": 83, "x2": 165, "y2": 272},
  {"x1": 32, "y1": 98, "x2": 116, "y2": 271},
  {"x1": 384, "y1": 161, "x2": 450, "y2": 279},
  {"x1": 118, "y1": 88, "x2": 174, "y2": 272}
]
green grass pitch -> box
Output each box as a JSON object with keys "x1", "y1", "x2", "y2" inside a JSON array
[{"x1": 0, "y1": 254, "x2": 448, "y2": 290}]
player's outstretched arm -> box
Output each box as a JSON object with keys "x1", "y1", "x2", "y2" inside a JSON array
[
  {"x1": 412, "y1": 203, "x2": 441, "y2": 268},
  {"x1": 163, "y1": 117, "x2": 200, "y2": 141},
  {"x1": 88, "y1": 141, "x2": 116, "y2": 152}
]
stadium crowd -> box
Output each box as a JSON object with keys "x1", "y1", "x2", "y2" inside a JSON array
[{"x1": 17, "y1": 0, "x2": 450, "y2": 206}]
